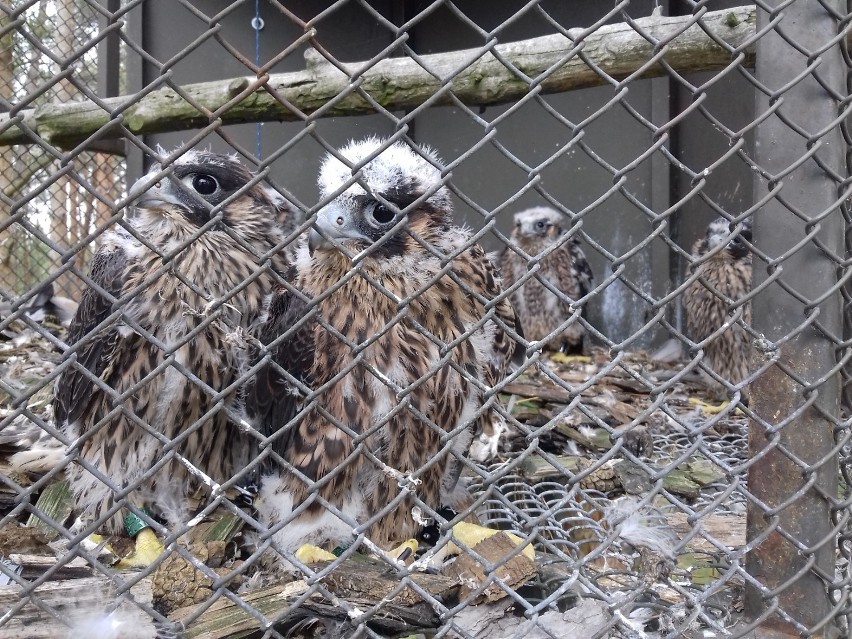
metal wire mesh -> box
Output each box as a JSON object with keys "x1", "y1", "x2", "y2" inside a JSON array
[
  {"x1": 0, "y1": 1, "x2": 850, "y2": 638},
  {"x1": 0, "y1": 1, "x2": 126, "y2": 301}
]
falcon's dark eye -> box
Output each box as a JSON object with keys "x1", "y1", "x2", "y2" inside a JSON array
[
  {"x1": 192, "y1": 174, "x2": 219, "y2": 196},
  {"x1": 535, "y1": 220, "x2": 547, "y2": 230},
  {"x1": 369, "y1": 202, "x2": 395, "y2": 225}
]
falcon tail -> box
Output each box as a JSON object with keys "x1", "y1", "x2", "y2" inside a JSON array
[{"x1": 1, "y1": 417, "x2": 64, "y2": 473}]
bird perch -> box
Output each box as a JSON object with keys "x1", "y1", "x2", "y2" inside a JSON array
[{"x1": 0, "y1": 6, "x2": 756, "y2": 148}]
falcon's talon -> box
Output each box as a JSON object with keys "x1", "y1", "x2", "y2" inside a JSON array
[
  {"x1": 294, "y1": 544, "x2": 337, "y2": 564},
  {"x1": 387, "y1": 539, "x2": 418, "y2": 563},
  {"x1": 688, "y1": 397, "x2": 742, "y2": 415},
  {"x1": 82, "y1": 532, "x2": 119, "y2": 563},
  {"x1": 115, "y1": 528, "x2": 165, "y2": 569},
  {"x1": 550, "y1": 352, "x2": 592, "y2": 364}
]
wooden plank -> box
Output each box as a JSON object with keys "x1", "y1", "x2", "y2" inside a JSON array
[
  {"x1": 7, "y1": 554, "x2": 91, "y2": 580},
  {"x1": 667, "y1": 511, "x2": 746, "y2": 552},
  {"x1": 517, "y1": 453, "x2": 588, "y2": 482},
  {"x1": 0, "y1": 576, "x2": 156, "y2": 639},
  {"x1": 170, "y1": 555, "x2": 457, "y2": 638}
]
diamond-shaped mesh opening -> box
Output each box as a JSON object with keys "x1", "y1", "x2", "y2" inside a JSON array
[{"x1": 1, "y1": 1, "x2": 850, "y2": 638}]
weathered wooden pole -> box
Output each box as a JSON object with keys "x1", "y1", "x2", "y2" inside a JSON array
[{"x1": 0, "y1": 6, "x2": 757, "y2": 148}]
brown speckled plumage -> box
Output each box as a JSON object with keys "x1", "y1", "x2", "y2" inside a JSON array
[
  {"x1": 500, "y1": 207, "x2": 593, "y2": 353},
  {"x1": 54, "y1": 150, "x2": 294, "y2": 534},
  {"x1": 252, "y1": 139, "x2": 521, "y2": 553},
  {"x1": 683, "y1": 216, "x2": 752, "y2": 397}
]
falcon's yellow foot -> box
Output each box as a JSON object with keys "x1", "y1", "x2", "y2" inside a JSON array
[
  {"x1": 294, "y1": 544, "x2": 337, "y2": 564},
  {"x1": 427, "y1": 522, "x2": 536, "y2": 567},
  {"x1": 550, "y1": 352, "x2": 592, "y2": 365},
  {"x1": 387, "y1": 539, "x2": 419, "y2": 563},
  {"x1": 82, "y1": 533, "x2": 121, "y2": 565},
  {"x1": 115, "y1": 528, "x2": 165, "y2": 569},
  {"x1": 688, "y1": 397, "x2": 743, "y2": 415},
  {"x1": 87, "y1": 532, "x2": 107, "y2": 546}
]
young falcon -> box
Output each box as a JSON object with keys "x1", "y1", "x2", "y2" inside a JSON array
[
  {"x1": 251, "y1": 137, "x2": 522, "y2": 556},
  {"x1": 500, "y1": 206, "x2": 594, "y2": 353},
  {"x1": 53, "y1": 150, "x2": 294, "y2": 538},
  {"x1": 683, "y1": 216, "x2": 753, "y2": 399}
]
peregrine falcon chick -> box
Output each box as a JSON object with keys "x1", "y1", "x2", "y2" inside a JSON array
[
  {"x1": 683, "y1": 216, "x2": 752, "y2": 398},
  {"x1": 250, "y1": 137, "x2": 522, "y2": 556},
  {"x1": 500, "y1": 207, "x2": 593, "y2": 353},
  {"x1": 52, "y1": 149, "x2": 294, "y2": 535}
]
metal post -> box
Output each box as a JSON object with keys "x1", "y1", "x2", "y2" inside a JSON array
[
  {"x1": 746, "y1": 1, "x2": 845, "y2": 637},
  {"x1": 89, "y1": 0, "x2": 125, "y2": 156},
  {"x1": 124, "y1": 0, "x2": 146, "y2": 181},
  {"x1": 96, "y1": 0, "x2": 121, "y2": 99}
]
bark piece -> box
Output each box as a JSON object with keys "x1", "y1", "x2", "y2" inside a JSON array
[
  {"x1": 318, "y1": 553, "x2": 459, "y2": 606},
  {"x1": 0, "y1": 524, "x2": 52, "y2": 556},
  {"x1": 443, "y1": 531, "x2": 536, "y2": 603},
  {"x1": 169, "y1": 572, "x2": 449, "y2": 639},
  {"x1": 453, "y1": 593, "x2": 611, "y2": 637},
  {"x1": 7, "y1": 553, "x2": 91, "y2": 580}
]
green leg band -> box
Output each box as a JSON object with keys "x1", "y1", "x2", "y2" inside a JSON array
[{"x1": 123, "y1": 507, "x2": 151, "y2": 537}]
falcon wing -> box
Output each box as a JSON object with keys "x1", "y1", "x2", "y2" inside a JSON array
[
  {"x1": 477, "y1": 247, "x2": 525, "y2": 376},
  {"x1": 444, "y1": 244, "x2": 523, "y2": 474},
  {"x1": 498, "y1": 243, "x2": 522, "y2": 289},
  {"x1": 569, "y1": 238, "x2": 594, "y2": 305},
  {"x1": 54, "y1": 244, "x2": 127, "y2": 427},
  {"x1": 246, "y1": 283, "x2": 315, "y2": 460}
]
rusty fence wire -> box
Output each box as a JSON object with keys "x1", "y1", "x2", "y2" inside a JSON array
[{"x1": 0, "y1": 1, "x2": 850, "y2": 638}]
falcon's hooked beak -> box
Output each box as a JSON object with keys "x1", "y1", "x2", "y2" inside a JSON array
[
  {"x1": 727, "y1": 232, "x2": 751, "y2": 260},
  {"x1": 130, "y1": 176, "x2": 184, "y2": 212},
  {"x1": 308, "y1": 204, "x2": 370, "y2": 254}
]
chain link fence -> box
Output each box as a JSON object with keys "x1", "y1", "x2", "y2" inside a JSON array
[
  {"x1": 0, "y1": 0, "x2": 125, "y2": 301},
  {"x1": 0, "y1": 1, "x2": 850, "y2": 638}
]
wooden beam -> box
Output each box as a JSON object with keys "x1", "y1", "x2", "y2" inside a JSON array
[{"x1": 0, "y1": 6, "x2": 756, "y2": 148}]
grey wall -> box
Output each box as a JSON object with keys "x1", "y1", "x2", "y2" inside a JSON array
[{"x1": 121, "y1": 0, "x2": 755, "y2": 347}]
